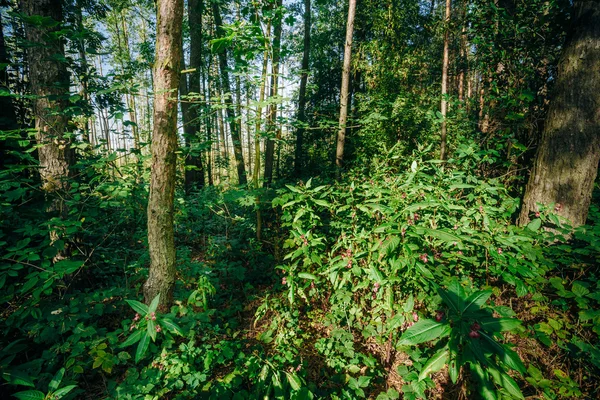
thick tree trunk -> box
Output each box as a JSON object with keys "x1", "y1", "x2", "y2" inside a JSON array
[
  {"x1": 22, "y1": 0, "x2": 74, "y2": 209},
  {"x1": 519, "y1": 1, "x2": 600, "y2": 228},
  {"x1": 212, "y1": 0, "x2": 247, "y2": 185},
  {"x1": 335, "y1": 0, "x2": 356, "y2": 170},
  {"x1": 294, "y1": 0, "x2": 311, "y2": 176},
  {"x1": 264, "y1": 0, "x2": 283, "y2": 186},
  {"x1": 144, "y1": 0, "x2": 183, "y2": 311},
  {"x1": 440, "y1": 0, "x2": 451, "y2": 160}
]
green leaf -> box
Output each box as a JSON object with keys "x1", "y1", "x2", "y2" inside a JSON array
[
  {"x1": 298, "y1": 272, "x2": 317, "y2": 280},
  {"x1": 148, "y1": 294, "x2": 161, "y2": 314},
  {"x1": 147, "y1": 318, "x2": 157, "y2": 342},
  {"x1": 479, "y1": 317, "x2": 521, "y2": 332},
  {"x1": 418, "y1": 348, "x2": 448, "y2": 380},
  {"x1": 21, "y1": 276, "x2": 39, "y2": 294},
  {"x1": 135, "y1": 331, "x2": 150, "y2": 363},
  {"x1": 53, "y1": 385, "x2": 77, "y2": 399},
  {"x1": 417, "y1": 227, "x2": 462, "y2": 243},
  {"x1": 160, "y1": 318, "x2": 184, "y2": 336},
  {"x1": 462, "y1": 290, "x2": 493, "y2": 315},
  {"x1": 13, "y1": 390, "x2": 45, "y2": 400},
  {"x1": 498, "y1": 372, "x2": 524, "y2": 399},
  {"x1": 398, "y1": 319, "x2": 451, "y2": 346},
  {"x1": 121, "y1": 329, "x2": 144, "y2": 347},
  {"x1": 285, "y1": 371, "x2": 302, "y2": 391},
  {"x1": 527, "y1": 218, "x2": 542, "y2": 232},
  {"x1": 49, "y1": 368, "x2": 65, "y2": 392},
  {"x1": 480, "y1": 332, "x2": 526, "y2": 374},
  {"x1": 125, "y1": 299, "x2": 149, "y2": 316}
]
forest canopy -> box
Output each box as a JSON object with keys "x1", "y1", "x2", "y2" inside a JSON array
[{"x1": 1, "y1": 0, "x2": 599, "y2": 399}]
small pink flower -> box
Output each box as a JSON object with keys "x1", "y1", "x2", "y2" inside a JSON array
[
  {"x1": 457, "y1": 250, "x2": 463, "y2": 255},
  {"x1": 535, "y1": 211, "x2": 540, "y2": 218},
  {"x1": 156, "y1": 325, "x2": 162, "y2": 333},
  {"x1": 373, "y1": 282, "x2": 380, "y2": 293},
  {"x1": 554, "y1": 203, "x2": 562, "y2": 212},
  {"x1": 453, "y1": 224, "x2": 458, "y2": 230},
  {"x1": 419, "y1": 254, "x2": 428, "y2": 263},
  {"x1": 150, "y1": 312, "x2": 156, "y2": 321},
  {"x1": 296, "y1": 364, "x2": 302, "y2": 372},
  {"x1": 497, "y1": 248, "x2": 502, "y2": 255},
  {"x1": 133, "y1": 313, "x2": 140, "y2": 322},
  {"x1": 129, "y1": 323, "x2": 136, "y2": 331},
  {"x1": 412, "y1": 312, "x2": 419, "y2": 322},
  {"x1": 282, "y1": 277, "x2": 287, "y2": 285},
  {"x1": 413, "y1": 213, "x2": 420, "y2": 221}
]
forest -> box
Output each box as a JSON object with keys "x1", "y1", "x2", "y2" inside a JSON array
[{"x1": 1, "y1": 0, "x2": 599, "y2": 398}]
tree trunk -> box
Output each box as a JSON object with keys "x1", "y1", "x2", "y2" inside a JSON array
[
  {"x1": 518, "y1": 1, "x2": 600, "y2": 228},
  {"x1": 183, "y1": 0, "x2": 205, "y2": 191},
  {"x1": 335, "y1": 0, "x2": 356, "y2": 171},
  {"x1": 0, "y1": 11, "x2": 17, "y2": 169},
  {"x1": 440, "y1": 0, "x2": 451, "y2": 160},
  {"x1": 144, "y1": 0, "x2": 183, "y2": 311},
  {"x1": 22, "y1": 0, "x2": 74, "y2": 210},
  {"x1": 212, "y1": 0, "x2": 247, "y2": 185},
  {"x1": 294, "y1": 0, "x2": 311, "y2": 176},
  {"x1": 264, "y1": 0, "x2": 283, "y2": 186}
]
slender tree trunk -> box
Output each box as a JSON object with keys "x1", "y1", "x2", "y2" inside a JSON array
[
  {"x1": 22, "y1": 0, "x2": 74, "y2": 210},
  {"x1": 440, "y1": 0, "x2": 451, "y2": 160},
  {"x1": 212, "y1": 0, "x2": 247, "y2": 185},
  {"x1": 264, "y1": 0, "x2": 283, "y2": 186},
  {"x1": 295, "y1": 0, "x2": 311, "y2": 176},
  {"x1": 183, "y1": 0, "x2": 205, "y2": 191},
  {"x1": 518, "y1": 1, "x2": 600, "y2": 228},
  {"x1": 335, "y1": 0, "x2": 356, "y2": 171},
  {"x1": 144, "y1": 0, "x2": 183, "y2": 311},
  {"x1": 0, "y1": 12, "x2": 17, "y2": 169}
]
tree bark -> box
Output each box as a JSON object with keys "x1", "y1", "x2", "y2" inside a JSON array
[
  {"x1": 22, "y1": 0, "x2": 74, "y2": 209},
  {"x1": 144, "y1": 0, "x2": 183, "y2": 311},
  {"x1": 335, "y1": 0, "x2": 356, "y2": 171},
  {"x1": 518, "y1": 1, "x2": 600, "y2": 228},
  {"x1": 294, "y1": 0, "x2": 310, "y2": 176},
  {"x1": 0, "y1": 11, "x2": 18, "y2": 169},
  {"x1": 212, "y1": 0, "x2": 247, "y2": 185},
  {"x1": 264, "y1": 0, "x2": 283, "y2": 186},
  {"x1": 183, "y1": 0, "x2": 205, "y2": 191},
  {"x1": 440, "y1": 0, "x2": 451, "y2": 160}
]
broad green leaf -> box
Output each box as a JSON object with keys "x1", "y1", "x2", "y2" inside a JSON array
[
  {"x1": 135, "y1": 331, "x2": 150, "y2": 363},
  {"x1": 4, "y1": 370, "x2": 35, "y2": 387},
  {"x1": 49, "y1": 367, "x2": 65, "y2": 392},
  {"x1": 148, "y1": 294, "x2": 161, "y2": 314},
  {"x1": 462, "y1": 290, "x2": 493, "y2": 314},
  {"x1": 479, "y1": 317, "x2": 521, "y2": 333},
  {"x1": 480, "y1": 332, "x2": 526, "y2": 374},
  {"x1": 398, "y1": 319, "x2": 450, "y2": 346},
  {"x1": 418, "y1": 348, "x2": 448, "y2": 380},
  {"x1": 121, "y1": 329, "x2": 144, "y2": 347},
  {"x1": 21, "y1": 276, "x2": 39, "y2": 294},
  {"x1": 298, "y1": 272, "x2": 317, "y2": 280},
  {"x1": 471, "y1": 363, "x2": 497, "y2": 400},
  {"x1": 527, "y1": 218, "x2": 542, "y2": 232},
  {"x1": 13, "y1": 390, "x2": 45, "y2": 400},
  {"x1": 125, "y1": 299, "x2": 149, "y2": 316},
  {"x1": 53, "y1": 385, "x2": 77, "y2": 399},
  {"x1": 285, "y1": 371, "x2": 302, "y2": 391},
  {"x1": 147, "y1": 319, "x2": 157, "y2": 342},
  {"x1": 160, "y1": 318, "x2": 184, "y2": 336},
  {"x1": 417, "y1": 227, "x2": 462, "y2": 243}
]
